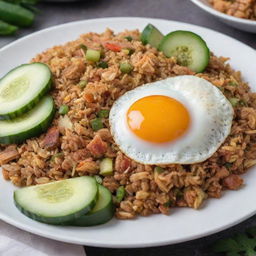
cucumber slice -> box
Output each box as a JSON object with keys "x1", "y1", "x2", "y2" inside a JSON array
[
  {"x1": 0, "y1": 95, "x2": 55, "y2": 144},
  {"x1": 14, "y1": 176, "x2": 98, "y2": 225},
  {"x1": 141, "y1": 24, "x2": 163, "y2": 49},
  {"x1": 71, "y1": 185, "x2": 114, "y2": 226},
  {"x1": 0, "y1": 63, "x2": 52, "y2": 119},
  {"x1": 159, "y1": 30, "x2": 210, "y2": 73}
]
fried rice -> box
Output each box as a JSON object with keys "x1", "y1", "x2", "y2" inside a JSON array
[
  {"x1": 1, "y1": 28, "x2": 256, "y2": 219},
  {"x1": 209, "y1": 0, "x2": 256, "y2": 20}
]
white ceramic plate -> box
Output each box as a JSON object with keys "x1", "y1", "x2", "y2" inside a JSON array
[
  {"x1": 0, "y1": 17, "x2": 256, "y2": 248},
  {"x1": 190, "y1": 0, "x2": 256, "y2": 33}
]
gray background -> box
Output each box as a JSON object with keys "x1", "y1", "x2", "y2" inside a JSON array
[{"x1": 0, "y1": 0, "x2": 255, "y2": 255}]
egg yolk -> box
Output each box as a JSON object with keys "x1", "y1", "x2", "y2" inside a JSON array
[{"x1": 127, "y1": 95, "x2": 190, "y2": 143}]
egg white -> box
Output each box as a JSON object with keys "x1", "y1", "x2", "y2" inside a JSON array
[{"x1": 109, "y1": 75, "x2": 234, "y2": 164}]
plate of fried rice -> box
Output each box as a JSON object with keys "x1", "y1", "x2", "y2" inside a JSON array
[
  {"x1": 0, "y1": 17, "x2": 256, "y2": 248},
  {"x1": 190, "y1": 0, "x2": 256, "y2": 33}
]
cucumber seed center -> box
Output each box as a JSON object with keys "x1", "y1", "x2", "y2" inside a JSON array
[
  {"x1": 0, "y1": 76, "x2": 30, "y2": 101},
  {"x1": 171, "y1": 46, "x2": 192, "y2": 67},
  {"x1": 36, "y1": 181, "x2": 73, "y2": 203}
]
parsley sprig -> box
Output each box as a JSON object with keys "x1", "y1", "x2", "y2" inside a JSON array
[{"x1": 213, "y1": 227, "x2": 256, "y2": 256}]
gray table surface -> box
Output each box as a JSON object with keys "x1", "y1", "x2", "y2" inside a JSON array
[{"x1": 0, "y1": 0, "x2": 255, "y2": 255}]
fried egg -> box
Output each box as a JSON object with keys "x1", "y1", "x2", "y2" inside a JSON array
[{"x1": 109, "y1": 75, "x2": 234, "y2": 164}]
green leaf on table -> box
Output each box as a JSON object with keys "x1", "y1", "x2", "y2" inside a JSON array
[
  {"x1": 247, "y1": 227, "x2": 256, "y2": 237},
  {"x1": 226, "y1": 252, "x2": 240, "y2": 256},
  {"x1": 213, "y1": 226, "x2": 256, "y2": 256},
  {"x1": 234, "y1": 233, "x2": 256, "y2": 256},
  {"x1": 213, "y1": 238, "x2": 240, "y2": 252}
]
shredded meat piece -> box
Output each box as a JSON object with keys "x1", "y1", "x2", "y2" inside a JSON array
[
  {"x1": 215, "y1": 167, "x2": 230, "y2": 179},
  {"x1": 0, "y1": 146, "x2": 19, "y2": 165},
  {"x1": 72, "y1": 149, "x2": 90, "y2": 161},
  {"x1": 86, "y1": 135, "x2": 107, "y2": 157},
  {"x1": 222, "y1": 174, "x2": 243, "y2": 190},
  {"x1": 76, "y1": 158, "x2": 99, "y2": 173},
  {"x1": 173, "y1": 65, "x2": 195, "y2": 75},
  {"x1": 42, "y1": 127, "x2": 60, "y2": 150},
  {"x1": 96, "y1": 128, "x2": 112, "y2": 141},
  {"x1": 62, "y1": 61, "x2": 85, "y2": 79},
  {"x1": 115, "y1": 152, "x2": 131, "y2": 172}
]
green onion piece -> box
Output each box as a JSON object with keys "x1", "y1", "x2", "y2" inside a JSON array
[
  {"x1": 229, "y1": 97, "x2": 240, "y2": 107},
  {"x1": 224, "y1": 163, "x2": 233, "y2": 169},
  {"x1": 80, "y1": 44, "x2": 87, "y2": 53},
  {"x1": 98, "y1": 61, "x2": 108, "y2": 69},
  {"x1": 59, "y1": 105, "x2": 69, "y2": 115},
  {"x1": 90, "y1": 118, "x2": 103, "y2": 131},
  {"x1": 121, "y1": 48, "x2": 134, "y2": 55},
  {"x1": 86, "y1": 49, "x2": 101, "y2": 62},
  {"x1": 120, "y1": 62, "x2": 133, "y2": 74},
  {"x1": 154, "y1": 166, "x2": 164, "y2": 174},
  {"x1": 174, "y1": 188, "x2": 183, "y2": 198},
  {"x1": 50, "y1": 152, "x2": 64, "y2": 162},
  {"x1": 116, "y1": 186, "x2": 126, "y2": 203},
  {"x1": 128, "y1": 49, "x2": 135, "y2": 55},
  {"x1": 99, "y1": 158, "x2": 113, "y2": 176},
  {"x1": 100, "y1": 48, "x2": 105, "y2": 57},
  {"x1": 163, "y1": 200, "x2": 173, "y2": 207},
  {"x1": 95, "y1": 175, "x2": 103, "y2": 184},
  {"x1": 98, "y1": 109, "x2": 110, "y2": 118},
  {"x1": 125, "y1": 36, "x2": 133, "y2": 41},
  {"x1": 121, "y1": 49, "x2": 130, "y2": 55},
  {"x1": 228, "y1": 81, "x2": 238, "y2": 87},
  {"x1": 178, "y1": 192, "x2": 184, "y2": 198},
  {"x1": 78, "y1": 80, "x2": 87, "y2": 88}
]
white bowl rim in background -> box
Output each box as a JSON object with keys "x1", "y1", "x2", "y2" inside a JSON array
[{"x1": 190, "y1": 0, "x2": 256, "y2": 32}]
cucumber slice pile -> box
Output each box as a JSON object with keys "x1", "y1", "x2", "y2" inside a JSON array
[
  {"x1": 141, "y1": 24, "x2": 163, "y2": 49},
  {"x1": 71, "y1": 185, "x2": 114, "y2": 226},
  {"x1": 14, "y1": 177, "x2": 114, "y2": 226},
  {"x1": 14, "y1": 176, "x2": 98, "y2": 224},
  {"x1": 141, "y1": 24, "x2": 210, "y2": 73},
  {"x1": 0, "y1": 63, "x2": 54, "y2": 144},
  {"x1": 0, "y1": 96, "x2": 55, "y2": 144},
  {"x1": 0, "y1": 63, "x2": 52, "y2": 119}
]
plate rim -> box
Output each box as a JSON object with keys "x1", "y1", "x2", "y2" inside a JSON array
[
  {"x1": 0, "y1": 17, "x2": 256, "y2": 248},
  {"x1": 1, "y1": 17, "x2": 256, "y2": 54}
]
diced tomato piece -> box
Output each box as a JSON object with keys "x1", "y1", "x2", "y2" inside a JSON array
[{"x1": 105, "y1": 43, "x2": 122, "y2": 52}]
